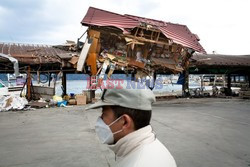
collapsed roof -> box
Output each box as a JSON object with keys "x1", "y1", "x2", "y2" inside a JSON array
[
  {"x1": 81, "y1": 7, "x2": 206, "y2": 53},
  {"x1": 0, "y1": 42, "x2": 76, "y2": 73},
  {"x1": 79, "y1": 7, "x2": 206, "y2": 79}
]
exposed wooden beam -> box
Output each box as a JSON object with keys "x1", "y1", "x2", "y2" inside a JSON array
[{"x1": 123, "y1": 34, "x2": 170, "y2": 46}]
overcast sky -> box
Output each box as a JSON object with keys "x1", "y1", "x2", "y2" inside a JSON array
[{"x1": 0, "y1": 0, "x2": 249, "y2": 55}]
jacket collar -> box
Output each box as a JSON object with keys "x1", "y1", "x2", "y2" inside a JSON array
[{"x1": 108, "y1": 125, "x2": 155, "y2": 158}]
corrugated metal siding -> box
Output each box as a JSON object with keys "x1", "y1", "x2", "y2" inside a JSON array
[
  {"x1": 159, "y1": 25, "x2": 205, "y2": 53},
  {"x1": 125, "y1": 14, "x2": 205, "y2": 53},
  {"x1": 81, "y1": 7, "x2": 139, "y2": 31},
  {"x1": 124, "y1": 14, "x2": 165, "y2": 27},
  {"x1": 81, "y1": 7, "x2": 206, "y2": 53}
]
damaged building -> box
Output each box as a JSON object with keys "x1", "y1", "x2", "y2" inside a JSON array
[
  {"x1": 1, "y1": 7, "x2": 207, "y2": 107},
  {"x1": 77, "y1": 7, "x2": 206, "y2": 92}
]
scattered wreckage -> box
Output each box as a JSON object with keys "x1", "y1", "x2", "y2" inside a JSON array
[{"x1": 0, "y1": 7, "x2": 208, "y2": 111}]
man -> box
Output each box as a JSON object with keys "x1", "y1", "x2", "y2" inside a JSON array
[{"x1": 86, "y1": 88, "x2": 177, "y2": 167}]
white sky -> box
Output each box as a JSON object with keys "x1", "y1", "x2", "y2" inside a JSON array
[{"x1": 0, "y1": 0, "x2": 250, "y2": 55}]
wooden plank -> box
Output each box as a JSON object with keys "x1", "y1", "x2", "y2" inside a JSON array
[
  {"x1": 151, "y1": 31, "x2": 154, "y2": 40},
  {"x1": 134, "y1": 27, "x2": 139, "y2": 37},
  {"x1": 156, "y1": 32, "x2": 160, "y2": 41},
  {"x1": 28, "y1": 101, "x2": 48, "y2": 108},
  {"x1": 127, "y1": 58, "x2": 145, "y2": 69},
  {"x1": 86, "y1": 53, "x2": 97, "y2": 75},
  {"x1": 85, "y1": 29, "x2": 101, "y2": 75},
  {"x1": 77, "y1": 37, "x2": 92, "y2": 72},
  {"x1": 138, "y1": 26, "x2": 161, "y2": 33},
  {"x1": 88, "y1": 30, "x2": 100, "y2": 53},
  {"x1": 124, "y1": 34, "x2": 170, "y2": 46}
]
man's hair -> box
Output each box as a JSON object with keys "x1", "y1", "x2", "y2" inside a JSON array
[{"x1": 111, "y1": 106, "x2": 152, "y2": 130}]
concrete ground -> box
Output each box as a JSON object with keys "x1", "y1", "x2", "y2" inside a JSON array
[{"x1": 0, "y1": 98, "x2": 249, "y2": 167}]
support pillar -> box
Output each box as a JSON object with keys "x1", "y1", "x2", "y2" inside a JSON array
[
  {"x1": 62, "y1": 72, "x2": 67, "y2": 97},
  {"x1": 90, "y1": 75, "x2": 95, "y2": 101},
  {"x1": 37, "y1": 71, "x2": 40, "y2": 84},
  {"x1": 53, "y1": 73, "x2": 57, "y2": 95},
  {"x1": 182, "y1": 70, "x2": 190, "y2": 97},
  {"x1": 223, "y1": 75, "x2": 226, "y2": 87},
  {"x1": 131, "y1": 71, "x2": 136, "y2": 81},
  {"x1": 48, "y1": 73, "x2": 51, "y2": 87},
  {"x1": 26, "y1": 66, "x2": 31, "y2": 101},
  {"x1": 227, "y1": 73, "x2": 232, "y2": 96},
  {"x1": 248, "y1": 74, "x2": 250, "y2": 88},
  {"x1": 200, "y1": 75, "x2": 204, "y2": 91},
  {"x1": 213, "y1": 75, "x2": 217, "y2": 86}
]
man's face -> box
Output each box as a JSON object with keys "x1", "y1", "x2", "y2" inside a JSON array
[{"x1": 101, "y1": 106, "x2": 124, "y2": 143}]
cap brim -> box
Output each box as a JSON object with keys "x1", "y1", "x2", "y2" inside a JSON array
[{"x1": 85, "y1": 100, "x2": 116, "y2": 110}]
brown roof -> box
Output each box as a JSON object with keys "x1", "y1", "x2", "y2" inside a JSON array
[
  {"x1": 191, "y1": 54, "x2": 250, "y2": 67},
  {"x1": 0, "y1": 42, "x2": 72, "y2": 65}
]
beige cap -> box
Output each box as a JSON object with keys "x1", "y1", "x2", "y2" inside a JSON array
[{"x1": 86, "y1": 86, "x2": 156, "y2": 111}]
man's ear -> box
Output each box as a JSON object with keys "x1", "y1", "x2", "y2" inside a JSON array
[{"x1": 121, "y1": 114, "x2": 135, "y2": 130}]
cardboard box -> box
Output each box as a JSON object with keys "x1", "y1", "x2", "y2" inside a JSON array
[
  {"x1": 68, "y1": 99, "x2": 77, "y2": 105},
  {"x1": 82, "y1": 90, "x2": 95, "y2": 103},
  {"x1": 75, "y1": 94, "x2": 87, "y2": 105}
]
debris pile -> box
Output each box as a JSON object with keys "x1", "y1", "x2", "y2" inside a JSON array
[
  {"x1": 239, "y1": 87, "x2": 250, "y2": 99},
  {"x1": 0, "y1": 95, "x2": 28, "y2": 112},
  {"x1": 80, "y1": 28, "x2": 195, "y2": 82}
]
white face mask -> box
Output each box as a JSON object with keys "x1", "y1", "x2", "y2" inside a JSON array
[{"x1": 95, "y1": 116, "x2": 123, "y2": 144}]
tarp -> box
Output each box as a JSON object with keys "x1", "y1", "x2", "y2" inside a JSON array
[{"x1": 0, "y1": 95, "x2": 28, "y2": 112}]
